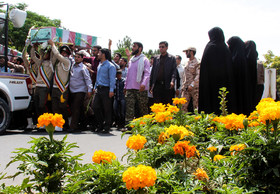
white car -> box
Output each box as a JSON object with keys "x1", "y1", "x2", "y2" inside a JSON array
[{"x1": 0, "y1": 72, "x2": 32, "y2": 134}]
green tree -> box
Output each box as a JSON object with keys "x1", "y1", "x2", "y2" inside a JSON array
[
  {"x1": 113, "y1": 35, "x2": 159, "y2": 60},
  {"x1": 264, "y1": 50, "x2": 280, "y2": 91},
  {"x1": 143, "y1": 49, "x2": 160, "y2": 59},
  {"x1": 2, "y1": 3, "x2": 61, "y2": 52}
]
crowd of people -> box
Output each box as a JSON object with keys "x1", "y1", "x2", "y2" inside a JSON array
[{"x1": 1, "y1": 26, "x2": 265, "y2": 133}]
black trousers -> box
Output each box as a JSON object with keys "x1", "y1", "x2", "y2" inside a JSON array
[
  {"x1": 153, "y1": 83, "x2": 174, "y2": 105},
  {"x1": 70, "y1": 92, "x2": 86, "y2": 130},
  {"x1": 93, "y1": 87, "x2": 113, "y2": 131}
]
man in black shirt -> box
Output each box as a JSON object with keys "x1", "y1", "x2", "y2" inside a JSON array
[{"x1": 149, "y1": 41, "x2": 177, "y2": 105}]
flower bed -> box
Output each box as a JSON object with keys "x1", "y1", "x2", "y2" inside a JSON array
[{"x1": 1, "y1": 98, "x2": 280, "y2": 193}]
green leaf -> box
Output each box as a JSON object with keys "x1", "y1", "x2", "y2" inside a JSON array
[{"x1": 273, "y1": 168, "x2": 280, "y2": 177}]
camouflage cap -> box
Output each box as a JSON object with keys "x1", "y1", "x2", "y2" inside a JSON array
[{"x1": 183, "y1": 47, "x2": 196, "y2": 52}]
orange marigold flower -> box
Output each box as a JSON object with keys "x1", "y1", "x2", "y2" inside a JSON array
[
  {"x1": 213, "y1": 113, "x2": 246, "y2": 131},
  {"x1": 248, "y1": 111, "x2": 259, "y2": 121},
  {"x1": 193, "y1": 168, "x2": 209, "y2": 181},
  {"x1": 230, "y1": 144, "x2": 246, "y2": 155},
  {"x1": 150, "y1": 103, "x2": 166, "y2": 113},
  {"x1": 172, "y1": 97, "x2": 187, "y2": 105},
  {"x1": 158, "y1": 132, "x2": 169, "y2": 144},
  {"x1": 122, "y1": 165, "x2": 157, "y2": 190},
  {"x1": 173, "y1": 141, "x2": 198, "y2": 158},
  {"x1": 195, "y1": 116, "x2": 201, "y2": 120},
  {"x1": 51, "y1": 113, "x2": 65, "y2": 128},
  {"x1": 126, "y1": 134, "x2": 147, "y2": 151},
  {"x1": 207, "y1": 146, "x2": 217, "y2": 152},
  {"x1": 213, "y1": 154, "x2": 226, "y2": 161},
  {"x1": 248, "y1": 121, "x2": 260, "y2": 127},
  {"x1": 92, "y1": 150, "x2": 116, "y2": 164},
  {"x1": 154, "y1": 111, "x2": 172, "y2": 123},
  {"x1": 166, "y1": 104, "x2": 179, "y2": 113},
  {"x1": 37, "y1": 113, "x2": 65, "y2": 128},
  {"x1": 37, "y1": 113, "x2": 53, "y2": 128}
]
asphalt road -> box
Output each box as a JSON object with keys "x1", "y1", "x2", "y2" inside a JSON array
[{"x1": 0, "y1": 128, "x2": 129, "y2": 186}]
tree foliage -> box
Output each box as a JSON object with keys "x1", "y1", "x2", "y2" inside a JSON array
[
  {"x1": 264, "y1": 50, "x2": 280, "y2": 91},
  {"x1": 114, "y1": 35, "x2": 159, "y2": 60},
  {"x1": 1, "y1": 3, "x2": 61, "y2": 52}
]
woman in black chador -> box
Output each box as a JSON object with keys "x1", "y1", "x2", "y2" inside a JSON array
[
  {"x1": 199, "y1": 27, "x2": 236, "y2": 115},
  {"x1": 245, "y1": 40, "x2": 258, "y2": 111},
  {"x1": 227, "y1": 36, "x2": 251, "y2": 116}
]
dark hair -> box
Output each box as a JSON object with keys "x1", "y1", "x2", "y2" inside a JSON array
[
  {"x1": 192, "y1": 50, "x2": 196, "y2": 56},
  {"x1": 133, "y1": 42, "x2": 143, "y2": 50},
  {"x1": 59, "y1": 45, "x2": 71, "y2": 55},
  {"x1": 176, "y1": 55, "x2": 182, "y2": 60},
  {"x1": 150, "y1": 56, "x2": 155, "y2": 60},
  {"x1": 159, "y1": 41, "x2": 168, "y2": 47},
  {"x1": 115, "y1": 52, "x2": 122, "y2": 59},
  {"x1": 121, "y1": 57, "x2": 127, "y2": 63},
  {"x1": 93, "y1": 45, "x2": 102, "y2": 50},
  {"x1": 100, "y1": 48, "x2": 112, "y2": 60},
  {"x1": 16, "y1": 57, "x2": 23, "y2": 64}
]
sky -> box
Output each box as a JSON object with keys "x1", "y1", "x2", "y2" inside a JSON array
[{"x1": 6, "y1": 0, "x2": 280, "y2": 62}]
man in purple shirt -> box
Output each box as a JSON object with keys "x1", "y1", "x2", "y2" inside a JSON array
[{"x1": 124, "y1": 42, "x2": 150, "y2": 130}]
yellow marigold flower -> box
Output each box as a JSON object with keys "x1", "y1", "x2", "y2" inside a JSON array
[
  {"x1": 154, "y1": 111, "x2": 172, "y2": 123},
  {"x1": 142, "y1": 114, "x2": 154, "y2": 119},
  {"x1": 92, "y1": 150, "x2": 116, "y2": 164},
  {"x1": 158, "y1": 132, "x2": 169, "y2": 144},
  {"x1": 166, "y1": 104, "x2": 179, "y2": 113},
  {"x1": 230, "y1": 144, "x2": 246, "y2": 155},
  {"x1": 207, "y1": 126, "x2": 214, "y2": 130},
  {"x1": 258, "y1": 103, "x2": 280, "y2": 124},
  {"x1": 150, "y1": 103, "x2": 166, "y2": 113},
  {"x1": 173, "y1": 141, "x2": 198, "y2": 158},
  {"x1": 165, "y1": 125, "x2": 194, "y2": 140},
  {"x1": 172, "y1": 97, "x2": 187, "y2": 105},
  {"x1": 195, "y1": 116, "x2": 201, "y2": 120},
  {"x1": 193, "y1": 168, "x2": 209, "y2": 181},
  {"x1": 122, "y1": 165, "x2": 157, "y2": 190},
  {"x1": 213, "y1": 154, "x2": 226, "y2": 161},
  {"x1": 207, "y1": 146, "x2": 217, "y2": 152},
  {"x1": 126, "y1": 134, "x2": 147, "y2": 151}
]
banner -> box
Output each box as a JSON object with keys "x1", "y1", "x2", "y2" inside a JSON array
[
  {"x1": 0, "y1": 44, "x2": 22, "y2": 57},
  {"x1": 30, "y1": 27, "x2": 98, "y2": 48}
]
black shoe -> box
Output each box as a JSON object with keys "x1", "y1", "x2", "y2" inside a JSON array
[{"x1": 101, "y1": 129, "x2": 109, "y2": 134}]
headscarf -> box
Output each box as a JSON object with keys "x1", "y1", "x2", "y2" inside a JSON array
[{"x1": 199, "y1": 27, "x2": 236, "y2": 114}]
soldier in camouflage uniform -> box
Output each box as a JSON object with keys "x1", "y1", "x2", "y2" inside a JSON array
[
  {"x1": 124, "y1": 42, "x2": 150, "y2": 131},
  {"x1": 181, "y1": 47, "x2": 200, "y2": 112}
]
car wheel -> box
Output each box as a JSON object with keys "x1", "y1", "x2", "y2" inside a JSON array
[{"x1": 0, "y1": 98, "x2": 11, "y2": 134}]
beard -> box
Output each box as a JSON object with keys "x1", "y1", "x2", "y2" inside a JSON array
[{"x1": 132, "y1": 48, "x2": 139, "y2": 55}]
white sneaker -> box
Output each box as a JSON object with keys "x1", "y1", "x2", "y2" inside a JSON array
[{"x1": 55, "y1": 126, "x2": 63, "y2": 132}]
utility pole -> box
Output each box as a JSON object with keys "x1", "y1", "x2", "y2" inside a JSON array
[{"x1": 4, "y1": 3, "x2": 9, "y2": 72}]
